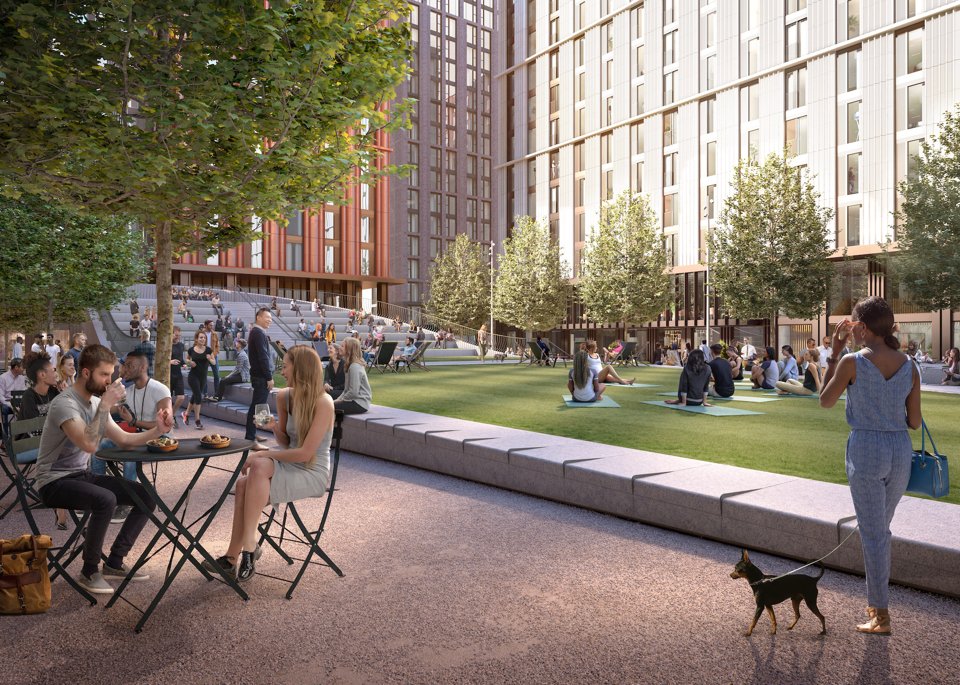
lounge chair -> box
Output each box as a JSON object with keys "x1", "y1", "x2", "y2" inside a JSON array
[{"x1": 368, "y1": 341, "x2": 399, "y2": 373}]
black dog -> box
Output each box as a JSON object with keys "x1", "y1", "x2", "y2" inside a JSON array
[{"x1": 730, "y1": 549, "x2": 826, "y2": 636}]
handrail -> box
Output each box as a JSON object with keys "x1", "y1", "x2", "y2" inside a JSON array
[{"x1": 96, "y1": 310, "x2": 142, "y2": 358}]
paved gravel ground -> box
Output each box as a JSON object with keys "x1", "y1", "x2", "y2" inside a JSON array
[{"x1": 2, "y1": 415, "x2": 958, "y2": 685}]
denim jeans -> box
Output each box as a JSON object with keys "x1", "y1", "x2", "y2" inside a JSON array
[
  {"x1": 245, "y1": 376, "x2": 270, "y2": 440},
  {"x1": 90, "y1": 439, "x2": 138, "y2": 481}
]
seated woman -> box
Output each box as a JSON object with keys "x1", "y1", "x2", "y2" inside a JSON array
[
  {"x1": 128, "y1": 314, "x2": 140, "y2": 337},
  {"x1": 334, "y1": 337, "x2": 371, "y2": 415},
  {"x1": 585, "y1": 340, "x2": 634, "y2": 385},
  {"x1": 666, "y1": 349, "x2": 712, "y2": 406},
  {"x1": 325, "y1": 323, "x2": 337, "y2": 344},
  {"x1": 324, "y1": 343, "x2": 345, "y2": 398},
  {"x1": 567, "y1": 351, "x2": 605, "y2": 402},
  {"x1": 941, "y1": 347, "x2": 960, "y2": 386},
  {"x1": 603, "y1": 339, "x2": 624, "y2": 363},
  {"x1": 664, "y1": 343, "x2": 682, "y2": 367},
  {"x1": 777, "y1": 348, "x2": 822, "y2": 395},
  {"x1": 203, "y1": 345, "x2": 334, "y2": 583},
  {"x1": 779, "y1": 345, "x2": 799, "y2": 382},
  {"x1": 750, "y1": 347, "x2": 780, "y2": 390},
  {"x1": 312, "y1": 323, "x2": 323, "y2": 341},
  {"x1": 726, "y1": 346, "x2": 744, "y2": 381}
]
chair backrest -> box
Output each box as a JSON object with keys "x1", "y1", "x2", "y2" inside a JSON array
[
  {"x1": 528, "y1": 341, "x2": 545, "y2": 360},
  {"x1": 318, "y1": 411, "x2": 346, "y2": 530},
  {"x1": 409, "y1": 341, "x2": 431, "y2": 362},
  {"x1": 9, "y1": 390, "x2": 25, "y2": 415},
  {"x1": 620, "y1": 342, "x2": 637, "y2": 357},
  {"x1": 8, "y1": 415, "x2": 45, "y2": 459},
  {"x1": 374, "y1": 341, "x2": 398, "y2": 365}
]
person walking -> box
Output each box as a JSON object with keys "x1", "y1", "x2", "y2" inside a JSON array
[
  {"x1": 203, "y1": 320, "x2": 221, "y2": 399},
  {"x1": 819, "y1": 296, "x2": 921, "y2": 634},
  {"x1": 246, "y1": 308, "x2": 274, "y2": 450},
  {"x1": 181, "y1": 330, "x2": 216, "y2": 430}
]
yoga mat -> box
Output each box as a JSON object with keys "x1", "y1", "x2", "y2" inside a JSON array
[
  {"x1": 655, "y1": 392, "x2": 779, "y2": 404},
  {"x1": 642, "y1": 400, "x2": 763, "y2": 416},
  {"x1": 603, "y1": 383, "x2": 660, "y2": 389},
  {"x1": 562, "y1": 394, "x2": 620, "y2": 408}
]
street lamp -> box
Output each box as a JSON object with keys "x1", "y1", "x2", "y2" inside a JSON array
[{"x1": 489, "y1": 241, "x2": 496, "y2": 350}]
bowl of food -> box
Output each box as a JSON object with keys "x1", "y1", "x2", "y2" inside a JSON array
[
  {"x1": 200, "y1": 433, "x2": 231, "y2": 449},
  {"x1": 147, "y1": 437, "x2": 180, "y2": 453}
]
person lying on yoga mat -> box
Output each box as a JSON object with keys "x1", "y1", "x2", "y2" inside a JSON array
[
  {"x1": 665, "y1": 349, "x2": 712, "y2": 407},
  {"x1": 567, "y1": 351, "x2": 606, "y2": 402},
  {"x1": 585, "y1": 340, "x2": 634, "y2": 385}
]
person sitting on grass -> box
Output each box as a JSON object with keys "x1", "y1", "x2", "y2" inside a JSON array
[
  {"x1": 707, "y1": 344, "x2": 735, "y2": 398},
  {"x1": 750, "y1": 347, "x2": 779, "y2": 390},
  {"x1": 585, "y1": 340, "x2": 634, "y2": 385},
  {"x1": 334, "y1": 337, "x2": 371, "y2": 415},
  {"x1": 603, "y1": 339, "x2": 624, "y2": 363},
  {"x1": 777, "y1": 347, "x2": 823, "y2": 395},
  {"x1": 726, "y1": 345, "x2": 744, "y2": 381},
  {"x1": 567, "y1": 351, "x2": 605, "y2": 403},
  {"x1": 202, "y1": 345, "x2": 334, "y2": 584},
  {"x1": 779, "y1": 345, "x2": 799, "y2": 382},
  {"x1": 666, "y1": 349, "x2": 712, "y2": 407},
  {"x1": 941, "y1": 347, "x2": 960, "y2": 386}
]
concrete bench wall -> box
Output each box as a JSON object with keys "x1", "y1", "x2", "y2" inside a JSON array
[{"x1": 205, "y1": 384, "x2": 960, "y2": 598}]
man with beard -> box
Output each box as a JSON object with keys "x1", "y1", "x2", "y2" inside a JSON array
[{"x1": 34, "y1": 345, "x2": 173, "y2": 595}]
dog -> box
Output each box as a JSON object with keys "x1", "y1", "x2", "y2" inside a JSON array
[{"x1": 730, "y1": 549, "x2": 826, "y2": 636}]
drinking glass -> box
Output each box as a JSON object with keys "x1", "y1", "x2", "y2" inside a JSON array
[{"x1": 254, "y1": 403, "x2": 272, "y2": 427}]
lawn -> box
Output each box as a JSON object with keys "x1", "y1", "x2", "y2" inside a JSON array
[{"x1": 366, "y1": 364, "x2": 959, "y2": 505}]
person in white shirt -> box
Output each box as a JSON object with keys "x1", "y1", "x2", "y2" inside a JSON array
[
  {"x1": 816, "y1": 336, "x2": 832, "y2": 371},
  {"x1": 0, "y1": 358, "x2": 27, "y2": 421},
  {"x1": 44, "y1": 334, "x2": 61, "y2": 368},
  {"x1": 11, "y1": 336, "x2": 24, "y2": 360},
  {"x1": 698, "y1": 339, "x2": 713, "y2": 363},
  {"x1": 31, "y1": 334, "x2": 44, "y2": 354},
  {"x1": 741, "y1": 338, "x2": 757, "y2": 365}
]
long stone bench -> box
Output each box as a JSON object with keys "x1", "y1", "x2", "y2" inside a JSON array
[{"x1": 204, "y1": 384, "x2": 960, "y2": 598}]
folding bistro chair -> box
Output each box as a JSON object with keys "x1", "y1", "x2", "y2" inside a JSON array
[
  {"x1": 256, "y1": 411, "x2": 345, "y2": 599},
  {"x1": 4, "y1": 416, "x2": 97, "y2": 605},
  {"x1": 367, "y1": 340, "x2": 398, "y2": 373}
]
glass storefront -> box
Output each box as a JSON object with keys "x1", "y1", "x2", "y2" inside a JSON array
[
  {"x1": 897, "y1": 321, "x2": 933, "y2": 356},
  {"x1": 829, "y1": 260, "x2": 869, "y2": 315}
]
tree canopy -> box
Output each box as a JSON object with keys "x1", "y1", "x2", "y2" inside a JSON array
[
  {"x1": 493, "y1": 216, "x2": 570, "y2": 332},
  {"x1": 0, "y1": 193, "x2": 147, "y2": 333},
  {"x1": 425, "y1": 233, "x2": 490, "y2": 330},
  {"x1": 709, "y1": 152, "x2": 834, "y2": 345},
  {"x1": 0, "y1": 0, "x2": 411, "y2": 384},
  {"x1": 578, "y1": 191, "x2": 670, "y2": 328},
  {"x1": 894, "y1": 104, "x2": 960, "y2": 311}
]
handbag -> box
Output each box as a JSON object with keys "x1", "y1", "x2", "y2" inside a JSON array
[
  {"x1": 907, "y1": 420, "x2": 950, "y2": 499},
  {"x1": 0, "y1": 534, "x2": 53, "y2": 615}
]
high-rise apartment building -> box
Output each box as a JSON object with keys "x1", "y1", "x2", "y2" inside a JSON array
[
  {"x1": 498, "y1": 0, "x2": 960, "y2": 357},
  {"x1": 388, "y1": 0, "x2": 500, "y2": 309}
]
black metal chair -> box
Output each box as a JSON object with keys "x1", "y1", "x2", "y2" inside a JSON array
[
  {"x1": 255, "y1": 411, "x2": 345, "y2": 599},
  {"x1": 3, "y1": 415, "x2": 97, "y2": 605},
  {"x1": 367, "y1": 341, "x2": 398, "y2": 373}
]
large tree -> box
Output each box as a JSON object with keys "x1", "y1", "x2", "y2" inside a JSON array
[
  {"x1": 425, "y1": 233, "x2": 490, "y2": 330},
  {"x1": 578, "y1": 191, "x2": 670, "y2": 332},
  {"x1": 0, "y1": 192, "x2": 147, "y2": 334},
  {"x1": 0, "y1": 0, "x2": 410, "y2": 386},
  {"x1": 894, "y1": 104, "x2": 960, "y2": 310},
  {"x1": 493, "y1": 216, "x2": 570, "y2": 333},
  {"x1": 709, "y1": 152, "x2": 834, "y2": 348}
]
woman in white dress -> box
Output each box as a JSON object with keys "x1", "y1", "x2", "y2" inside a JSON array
[{"x1": 203, "y1": 345, "x2": 334, "y2": 583}]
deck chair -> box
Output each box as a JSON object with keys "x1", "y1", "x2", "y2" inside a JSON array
[
  {"x1": 4, "y1": 416, "x2": 97, "y2": 605},
  {"x1": 367, "y1": 341, "x2": 398, "y2": 373},
  {"x1": 256, "y1": 411, "x2": 345, "y2": 599},
  {"x1": 526, "y1": 341, "x2": 555, "y2": 367},
  {"x1": 399, "y1": 341, "x2": 432, "y2": 372},
  {"x1": 613, "y1": 342, "x2": 637, "y2": 366}
]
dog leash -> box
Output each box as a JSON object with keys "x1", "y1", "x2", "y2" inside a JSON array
[{"x1": 751, "y1": 524, "x2": 860, "y2": 586}]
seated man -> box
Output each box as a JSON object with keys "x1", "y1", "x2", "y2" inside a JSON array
[
  {"x1": 34, "y1": 345, "x2": 173, "y2": 594},
  {"x1": 393, "y1": 337, "x2": 418, "y2": 370},
  {"x1": 297, "y1": 318, "x2": 309, "y2": 339},
  {"x1": 0, "y1": 357, "x2": 27, "y2": 425},
  {"x1": 707, "y1": 343, "x2": 735, "y2": 398}
]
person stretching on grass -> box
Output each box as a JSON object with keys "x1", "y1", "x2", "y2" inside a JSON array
[
  {"x1": 666, "y1": 349, "x2": 712, "y2": 407},
  {"x1": 585, "y1": 340, "x2": 634, "y2": 385},
  {"x1": 777, "y1": 348, "x2": 822, "y2": 395},
  {"x1": 567, "y1": 351, "x2": 605, "y2": 403}
]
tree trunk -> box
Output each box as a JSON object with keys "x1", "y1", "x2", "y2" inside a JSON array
[
  {"x1": 769, "y1": 309, "x2": 778, "y2": 352},
  {"x1": 46, "y1": 298, "x2": 54, "y2": 336},
  {"x1": 154, "y1": 220, "x2": 173, "y2": 389}
]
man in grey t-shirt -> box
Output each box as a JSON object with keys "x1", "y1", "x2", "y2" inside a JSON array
[{"x1": 35, "y1": 344, "x2": 173, "y2": 595}]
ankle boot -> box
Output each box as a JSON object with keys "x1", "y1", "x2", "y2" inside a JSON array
[{"x1": 857, "y1": 607, "x2": 891, "y2": 634}]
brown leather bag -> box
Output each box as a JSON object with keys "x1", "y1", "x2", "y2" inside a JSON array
[{"x1": 0, "y1": 534, "x2": 52, "y2": 615}]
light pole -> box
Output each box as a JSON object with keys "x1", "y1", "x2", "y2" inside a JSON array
[{"x1": 489, "y1": 241, "x2": 496, "y2": 350}]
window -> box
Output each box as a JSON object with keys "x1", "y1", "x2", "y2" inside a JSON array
[
  {"x1": 705, "y1": 12, "x2": 716, "y2": 49},
  {"x1": 841, "y1": 205, "x2": 861, "y2": 246},
  {"x1": 906, "y1": 28, "x2": 923, "y2": 74},
  {"x1": 285, "y1": 242, "x2": 303, "y2": 270},
  {"x1": 602, "y1": 21, "x2": 613, "y2": 54},
  {"x1": 664, "y1": 0, "x2": 675, "y2": 24},
  {"x1": 360, "y1": 216, "x2": 370, "y2": 243},
  {"x1": 601, "y1": 132, "x2": 612, "y2": 165},
  {"x1": 604, "y1": 95, "x2": 613, "y2": 126},
  {"x1": 785, "y1": 116, "x2": 807, "y2": 156},
  {"x1": 286, "y1": 209, "x2": 302, "y2": 236},
  {"x1": 847, "y1": 0, "x2": 860, "y2": 39},
  {"x1": 360, "y1": 249, "x2": 371, "y2": 276},
  {"x1": 847, "y1": 101, "x2": 860, "y2": 143},
  {"x1": 741, "y1": 0, "x2": 758, "y2": 31},
  {"x1": 324, "y1": 245, "x2": 336, "y2": 273},
  {"x1": 663, "y1": 111, "x2": 677, "y2": 147},
  {"x1": 786, "y1": 0, "x2": 807, "y2": 12},
  {"x1": 845, "y1": 152, "x2": 860, "y2": 194},
  {"x1": 906, "y1": 139, "x2": 921, "y2": 182},
  {"x1": 704, "y1": 184, "x2": 716, "y2": 219},
  {"x1": 408, "y1": 258, "x2": 419, "y2": 280},
  {"x1": 575, "y1": 37, "x2": 584, "y2": 67},
  {"x1": 664, "y1": 72, "x2": 675, "y2": 105},
  {"x1": 747, "y1": 129, "x2": 759, "y2": 160},
  {"x1": 786, "y1": 19, "x2": 807, "y2": 60},
  {"x1": 664, "y1": 151, "x2": 678, "y2": 186},
  {"x1": 701, "y1": 98, "x2": 715, "y2": 134},
  {"x1": 664, "y1": 30, "x2": 677, "y2": 66},
  {"x1": 747, "y1": 38, "x2": 759, "y2": 74},
  {"x1": 549, "y1": 50, "x2": 559, "y2": 81},
  {"x1": 906, "y1": 83, "x2": 923, "y2": 128},
  {"x1": 664, "y1": 193, "x2": 677, "y2": 227},
  {"x1": 786, "y1": 66, "x2": 806, "y2": 109},
  {"x1": 741, "y1": 83, "x2": 758, "y2": 121},
  {"x1": 705, "y1": 142, "x2": 716, "y2": 176},
  {"x1": 704, "y1": 55, "x2": 716, "y2": 89},
  {"x1": 324, "y1": 210, "x2": 335, "y2": 239}
]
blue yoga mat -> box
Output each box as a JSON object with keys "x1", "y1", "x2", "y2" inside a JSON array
[
  {"x1": 642, "y1": 400, "x2": 763, "y2": 416},
  {"x1": 603, "y1": 383, "x2": 660, "y2": 389},
  {"x1": 562, "y1": 394, "x2": 621, "y2": 408},
  {"x1": 655, "y1": 392, "x2": 779, "y2": 404}
]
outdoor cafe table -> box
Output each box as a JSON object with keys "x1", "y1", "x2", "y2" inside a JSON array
[{"x1": 96, "y1": 438, "x2": 254, "y2": 632}]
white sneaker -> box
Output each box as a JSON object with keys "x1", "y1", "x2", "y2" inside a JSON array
[
  {"x1": 77, "y1": 572, "x2": 115, "y2": 595},
  {"x1": 103, "y1": 562, "x2": 150, "y2": 581}
]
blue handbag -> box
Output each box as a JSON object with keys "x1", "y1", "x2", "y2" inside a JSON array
[{"x1": 907, "y1": 420, "x2": 950, "y2": 498}]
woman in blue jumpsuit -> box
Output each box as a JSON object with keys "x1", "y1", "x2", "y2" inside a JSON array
[{"x1": 819, "y1": 296, "x2": 921, "y2": 634}]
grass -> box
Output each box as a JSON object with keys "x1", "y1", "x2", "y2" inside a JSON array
[{"x1": 367, "y1": 364, "x2": 959, "y2": 505}]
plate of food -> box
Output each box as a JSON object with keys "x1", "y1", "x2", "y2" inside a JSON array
[
  {"x1": 147, "y1": 437, "x2": 180, "y2": 453},
  {"x1": 200, "y1": 433, "x2": 231, "y2": 449}
]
